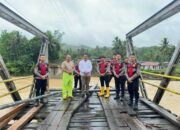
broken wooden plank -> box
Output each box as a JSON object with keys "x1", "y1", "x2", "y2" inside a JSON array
[
  {"x1": 0, "y1": 103, "x2": 26, "y2": 122},
  {"x1": 8, "y1": 104, "x2": 43, "y2": 130},
  {"x1": 0, "y1": 103, "x2": 27, "y2": 129}
]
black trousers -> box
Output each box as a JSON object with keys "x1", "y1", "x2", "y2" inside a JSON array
[
  {"x1": 128, "y1": 78, "x2": 139, "y2": 103},
  {"x1": 74, "y1": 75, "x2": 82, "y2": 90},
  {"x1": 35, "y1": 79, "x2": 47, "y2": 97},
  {"x1": 99, "y1": 75, "x2": 109, "y2": 87},
  {"x1": 109, "y1": 73, "x2": 114, "y2": 83},
  {"x1": 114, "y1": 76, "x2": 126, "y2": 97}
]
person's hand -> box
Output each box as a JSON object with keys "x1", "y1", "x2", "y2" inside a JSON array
[
  {"x1": 85, "y1": 72, "x2": 89, "y2": 75},
  {"x1": 101, "y1": 73, "x2": 104, "y2": 76},
  {"x1": 128, "y1": 78, "x2": 132, "y2": 83},
  {"x1": 68, "y1": 70, "x2": 73, "y2": 74},
  {"x1": 41, "y1": 75, "x2": 45, "y2": 79}
]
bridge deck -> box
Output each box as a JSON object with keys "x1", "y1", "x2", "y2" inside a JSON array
[{"x1": 2, "y1": 89, "x2": 180, "y2": 130}]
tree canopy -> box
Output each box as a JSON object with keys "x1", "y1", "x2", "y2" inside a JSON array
[{"x1": 0, "y1": 31, "x2": 176, "y2": 75}]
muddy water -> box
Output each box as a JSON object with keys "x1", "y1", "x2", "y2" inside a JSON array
[{"x1": 0, "y1": 77, "x2": 179, "y2": 116}]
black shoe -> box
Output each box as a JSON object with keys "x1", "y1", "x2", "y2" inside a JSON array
[
  {"x1": 120, "y1": 97, "x2": 124, "y2": 101},
  {"x1": 114, "y1": 96, "x2": 120, "y2": 100},
  {"x1": 86, "y1": 92, "x2": 90, "y2": 97},
  {"x1": 81, "y1": 93, "x2": 85, "y2": 97},
  {"x1": 133, "y1": 103, "x2": 138, "y2": 110},
  {"x1": 35, "y1": 101, "x2": 39, "y2": 107},
  {"x1": 128, "y1": 101, "x2": 133, "y2": 107}
]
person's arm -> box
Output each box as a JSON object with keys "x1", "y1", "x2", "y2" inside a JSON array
[
  {"x1": 79, "y1": 61, "x2": 84, "y2": 73},
  {"x1": 125, "y1": 65, "x2": 129, "y2": 80},
  {"x1": 89, "y1": 60, "x2": 93, "y2": 72},
  {"x1": 119, "y1": 67, "x2": 125, "y2": 77},
  {"x1": 34, "y1": 64, "x2": 42, "y2": 77},
  {"x1": 45, "y1": 63, "x2": 49, "y2": 78},
  {"x1": 106, "y1": 63, "x2": 111, "y2": 74},
  {"x1": 130, "y1": 63, "x2": 141, "y2": 81},
  {"x1": 113, "y1": 65, "x2": 118, "y2": 77}
]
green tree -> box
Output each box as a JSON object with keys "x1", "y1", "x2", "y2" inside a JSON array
[
  {"x1": 112, "y1": 36, "x2": 126, "y2": 58},
  {"x1": 46, "y1": 30, "x2": 64, "y2": 62}
]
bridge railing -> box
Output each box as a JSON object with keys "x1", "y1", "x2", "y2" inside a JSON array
[
  {"x1": 140, "y1": 71, "x2": 180, "y2": 95},
  {"x1": 0, "y1": 76, "x2": 33, "y2": 101}
]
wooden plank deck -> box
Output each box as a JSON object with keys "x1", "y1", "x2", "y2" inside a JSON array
[
  {"x1": 38, "y1": 91, "x2": 92, "y2": 130},
  {"x1": 99, "y1": 94, "x2": 147, "y2": 130},
  {"x1": 1, "y1": 89, "x2": 179, "y2": 130}
]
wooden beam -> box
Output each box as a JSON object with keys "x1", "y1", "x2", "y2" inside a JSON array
[
  {"x1": 0, "y1": 112, "x2": 17, "y2": 129},
  {"x1": 153, "y1": 42, "x2": 180, "y2": 104},
  {"x1": 141, "y1": 98, "x2": 180, "y2": 128},
  {"x1": 0, "y1": 103, "x2": 26, "y2": 122},
  {"x1": 8, "y1": 104, "x2": 43, "y2": 130},
  {"x1": 0, "y1": 55, "x2": 21, "y2": 101}
]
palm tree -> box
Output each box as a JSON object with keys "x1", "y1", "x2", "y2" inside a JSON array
[{"x1": 160, "y1": 38, "x2": 170, "y2": 62}]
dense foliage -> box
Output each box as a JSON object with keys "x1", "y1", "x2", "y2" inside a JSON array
[
  {"x1": 0, "y1": 30, "x2": 177, "y2": 75},
  {"x1": 0, "y1": 30, "x2": 63, "y2": 75}
]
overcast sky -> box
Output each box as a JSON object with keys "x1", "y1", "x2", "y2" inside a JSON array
[{"x1": 0, "y1": 0, "x2": 179, "y2": 47}]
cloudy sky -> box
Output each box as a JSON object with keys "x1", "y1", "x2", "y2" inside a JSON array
[{"x1": 0, "y1": 0, "x2": 179, "y2": 47}]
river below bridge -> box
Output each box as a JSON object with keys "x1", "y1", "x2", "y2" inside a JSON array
[{"x1": 0, "y1": 77, "x2": 179, "y2": 116}]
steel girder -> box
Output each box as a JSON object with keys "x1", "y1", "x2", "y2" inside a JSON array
[
  {"x1": 0, "y1": 2, "x2": 48, "y2": 39},
  {"x1": 126, "y1": 0, "x2": 180, "y2": 38}
]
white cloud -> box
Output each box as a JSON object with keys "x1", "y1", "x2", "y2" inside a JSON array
[{"x1": 0, "y1": 0, "x2": 179, "y2": 47}]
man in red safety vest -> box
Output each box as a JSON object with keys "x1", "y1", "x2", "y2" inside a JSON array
[
  {"x1": 125, "y1": 54, "x2": 141, "y2": 110},
  {"x1": 97, "y1": 56, "x2": 111, "y2": 98},
  {"x1": 34, "y1": 54, "x2": 49, "y2": 106},
  {"x1": 113, "y1": 54, "x2": 126, "y2": 100}
]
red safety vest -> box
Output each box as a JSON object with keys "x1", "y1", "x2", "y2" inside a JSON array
[
  {"x1": 114, "y1": 62, "x2": 123, "y2": 75},
  {"x1": 39, "y1": 63, "x2": 48, "y2": 75},
  {"x1": 75, "y1": 65, "x2": 80, "y2": 73},
  {"x1": 98, "y1": 62, "x2": 108, "y2": 74},
  {"x1": 127, "y1": 63, "x2": 138, "y2": 77}
]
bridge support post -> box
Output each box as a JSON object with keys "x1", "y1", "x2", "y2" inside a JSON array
[
  {"x1": 126, "y1": 37, "x2": 134, "y2": 55},
  {"x1": 0, "y1": 55, "x2": 21, "y2": 101},
  {"x1": 153, "y1": 42, "x2": 180, "y2": 104}
]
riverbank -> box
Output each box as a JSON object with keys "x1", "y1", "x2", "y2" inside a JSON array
[{"x1": 0, "y1": 77, "x2": 179, "y2": 116}]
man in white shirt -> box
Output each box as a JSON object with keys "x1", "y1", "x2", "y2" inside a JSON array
[{"x1": 79, "y1": 54, "x2": 92, "y2": 97}]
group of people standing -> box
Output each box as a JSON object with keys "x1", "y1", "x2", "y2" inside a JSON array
[
  {"x1": 97, "y1": 53, "x2": 140, "y2": 110},
  {"x1": 61, "y1": 53, "x2": 140, "y2": 110},
  {"x1": 33, "y1": 53, "x2": 141, "y2": 110}
]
